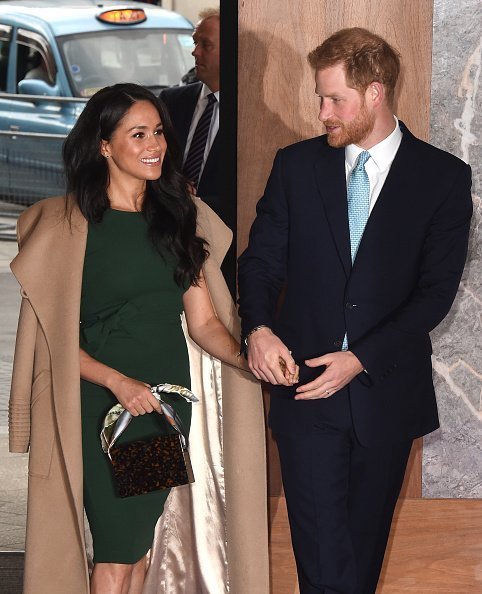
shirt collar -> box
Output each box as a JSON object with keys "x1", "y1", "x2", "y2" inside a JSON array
[
  {"x1": 200, "y1": 83, "x2": 220, "y2": 102},
  {"x1": 345, "y1": 116, "x2": 402, "y2": 171}
]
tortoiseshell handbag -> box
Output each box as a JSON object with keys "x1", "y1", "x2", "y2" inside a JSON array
[{"x1": 100, "y1": 383, "x2": 198, "y2": 498}]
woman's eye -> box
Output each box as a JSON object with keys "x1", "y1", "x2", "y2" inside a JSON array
[
  {"x1": 133, "y1": 132, "x2": 144, "y2": 138},
  {"x1": 154, "y1": 129, "x2": 164, "y2": 136}
]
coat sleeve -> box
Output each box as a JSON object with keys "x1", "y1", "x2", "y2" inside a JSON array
[{"x1": 9, "y1": 291, "x2": 37, "y2": 453}]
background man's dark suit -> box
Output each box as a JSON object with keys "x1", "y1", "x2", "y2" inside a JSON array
[
  {"x1": 238, "y1": 121, "x2": 472, "y2": 592},
  {"x1": 160, "y1": 82, "x2": 222, "y2": 219},
  {"x1": 160, "y1": 83, "x2": 236, "y2": 296}
]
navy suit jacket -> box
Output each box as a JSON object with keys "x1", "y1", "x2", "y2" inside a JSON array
[
  {"x1": 160, "y1": 83, "x2": 236, "y2": 297},
  {"x1": 159, "y1": 82, "x2": 224, "y2": 223},
  {"x1": 238, "y1": 122, "x2": 472, "y2": 447}
]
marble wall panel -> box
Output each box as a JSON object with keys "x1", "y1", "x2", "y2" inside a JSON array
[{"x1": 424, "y1": 0, "x2": 481, "y2": 497}]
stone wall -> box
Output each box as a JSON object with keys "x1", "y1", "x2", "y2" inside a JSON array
[{"x1": 424, "y1": 0, "x2": 481, "y2": 497}]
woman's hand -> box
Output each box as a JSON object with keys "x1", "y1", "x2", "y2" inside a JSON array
[
  {"x1": 106, "y1": 374, "x2": 161, "y2": 416},
  {"x1": 79, "y1": 348, "x2": 160, "y2": 416}
]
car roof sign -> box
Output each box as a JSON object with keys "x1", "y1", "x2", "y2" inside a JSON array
[{"x1": 96, "y1": 8, "x2": 147, "y2": 25}]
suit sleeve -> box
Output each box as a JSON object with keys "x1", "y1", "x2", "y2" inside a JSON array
[
  {"x1": 351, "y1": 162, "x2": 473, "y2": 380},
  {"x1": 238, "y1": 150, "x2": 289, "y2": 341}
]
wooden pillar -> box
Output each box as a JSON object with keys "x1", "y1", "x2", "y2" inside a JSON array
[{"x1": 237, "y1": 0, "x2": 434, "y2": 499}]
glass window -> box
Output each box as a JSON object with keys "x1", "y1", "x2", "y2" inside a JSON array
[
  {"x1": 0, "y1": 25, "x2": 12, "y2": 91},
  {"x1": 58, "y1": 29, "x2": 194, "y2": 97},
  {"x1": 16, "y1": 29, "x2": 56, "y2": 90}
]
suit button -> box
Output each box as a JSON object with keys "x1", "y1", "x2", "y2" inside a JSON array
[
  {"x1": 333, "y1": 340, "x2": 342, "y2": 347},
  {"x1": 345, "y1": 302, "x2": 356, "y2": 310}
]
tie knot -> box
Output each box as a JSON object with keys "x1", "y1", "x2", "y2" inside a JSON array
[
  {"x1": 354, "y1": 151, "x2": 370, "y2": 171},
  {"x1": 207, "y1": 93, "x2": 217, "y2": 105}
]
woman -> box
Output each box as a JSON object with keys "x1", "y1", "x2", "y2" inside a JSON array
[{"x1": 9, "y1": 84, "x2": 269, "y2": 594}]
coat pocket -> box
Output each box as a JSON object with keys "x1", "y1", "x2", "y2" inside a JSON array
[{"x1": 29, "y1": 370, "x2": 55, "y2": 478}]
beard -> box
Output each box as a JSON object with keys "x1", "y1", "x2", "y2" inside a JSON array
[{"x1": 324, "y1": 102, "x2": 376, "y2": 148}]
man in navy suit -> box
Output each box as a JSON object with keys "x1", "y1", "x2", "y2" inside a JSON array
[
  {"x1": 238, "y1": 28, "x2": 472, "y2": 594},
  {"x1": 160, "y1": 8, "x2": 236, "y2": 295}
]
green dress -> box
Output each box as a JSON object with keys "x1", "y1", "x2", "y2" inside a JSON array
[{"x1": 80, "y1": 209, "x2": 191, "y2": 564}]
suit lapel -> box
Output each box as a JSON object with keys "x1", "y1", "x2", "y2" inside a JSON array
[
  {"x1": 355, "y1": 123, "x2": 415, "y2": 251},
  {"x1": 314, "y1": 123, "x2": 415, "y2": 274},
  {"x1": 177, "y1": 83, "x2": 203, "y2": 147},
  {"x1": 314, "y1": 144, "x2": 351, "y2": 277}
]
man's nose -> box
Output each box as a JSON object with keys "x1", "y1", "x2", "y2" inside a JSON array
[{"x1": 318, "y1": 101, "x2": 331, "y2": 122}]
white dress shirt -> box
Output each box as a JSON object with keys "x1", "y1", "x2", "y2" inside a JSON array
[
  {"x1": 183, "y1": 84, "x2": 220, "y2": 181},
  {"x1": 345, "y1": 116, "x2": 403, "y2": 213}
]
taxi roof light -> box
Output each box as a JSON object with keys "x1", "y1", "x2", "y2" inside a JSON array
[{"x1": 96, "y1": 9, "x2": 147, "y2": 25}]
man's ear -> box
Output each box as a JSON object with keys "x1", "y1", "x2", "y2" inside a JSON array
[{"x1": 367, "y1": 81, "x2": 385, "y2": 107}]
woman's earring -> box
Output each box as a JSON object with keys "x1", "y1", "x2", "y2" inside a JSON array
[{"x1": 104, "y1": 154, "x2": 110, "y2": 159}]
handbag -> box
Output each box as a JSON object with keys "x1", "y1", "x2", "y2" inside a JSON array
[{"x1": 100, "y1": 383, "x2": 198, "y2": 498}]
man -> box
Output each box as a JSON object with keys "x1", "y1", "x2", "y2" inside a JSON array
[
  {"x1": 238, "y1": 28, "x2": 472, "y2": 594},
  {"x1": 24, "y1": 51, "x2": 50, "y2": 83},
  {"x1": 160, "y1": 7, "x2": 236, "y2": 294}
]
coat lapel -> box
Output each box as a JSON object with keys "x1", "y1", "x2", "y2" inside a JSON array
[
  {"x1": 314, "y1": 144, "x2": 351, "y2": 277},
  {"x1": 11, "y1": 197, "x2": 87, "y2": 520}
]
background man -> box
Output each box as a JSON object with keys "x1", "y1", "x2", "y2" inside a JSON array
[
  {"x1": 238, "y1": 28, "x2": 472, "y2": 594},
  {"x1": 160, "y1": 7, "x2": 236, "y2": 295}
]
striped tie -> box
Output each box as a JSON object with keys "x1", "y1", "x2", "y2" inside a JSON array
[
  {"x1": 342, "y1": 150, "x2": 371, "y2": 350},
  {"x1": 183, "y1": 93, "x2": 216, "y2": 187}
]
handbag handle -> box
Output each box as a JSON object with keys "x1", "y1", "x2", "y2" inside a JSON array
[{"x1": 100, "y1": 383, "x2": 198, "y2": 460}]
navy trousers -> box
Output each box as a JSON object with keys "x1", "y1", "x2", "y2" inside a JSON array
[{"x1": 271, "y1": 388, "x2": 412, "y2": 594}]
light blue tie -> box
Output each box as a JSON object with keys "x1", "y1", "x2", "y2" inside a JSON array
[
  {"x1": 347, "y1": 150, "x2": 371, "y2": 262},
  {"x1": 342, "y1": 150, "x2": 371, "y2": 350}
]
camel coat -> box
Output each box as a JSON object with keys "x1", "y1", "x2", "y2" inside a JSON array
[{"x1": 9, "y1": 196, "x2": 269, "y2": 594}]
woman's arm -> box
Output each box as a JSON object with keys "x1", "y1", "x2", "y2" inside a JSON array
[
  {"x1": 80, "y1": 349, "x2": 161, "y2": 415},
  {"x1": 183, "y1": 272, "x2": 250, "y2": 373}
]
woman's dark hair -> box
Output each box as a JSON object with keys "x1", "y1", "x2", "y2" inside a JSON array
[{"x1": 62, "y1": 82, "x2": 208, "y2": 287}]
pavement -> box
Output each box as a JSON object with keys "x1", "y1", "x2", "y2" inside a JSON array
[{"x1": 0, "y1": 214, "x2": 28, "y2": 552}]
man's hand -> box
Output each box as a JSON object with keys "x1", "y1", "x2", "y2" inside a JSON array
[
  {"x1": 247, "y1": 327, "x2": 298, "y2": 385},
  {"x1": 295, "y1": 351, "x2": 363, "y2": 400}
]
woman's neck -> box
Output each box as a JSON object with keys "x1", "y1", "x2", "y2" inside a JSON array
[{"x1": 107, "y1": 179, "x2": 146, "y2": 212}]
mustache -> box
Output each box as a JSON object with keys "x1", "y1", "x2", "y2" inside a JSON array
[{"x1": 323, "y1": 119, "x2": 343, "y2": 127}]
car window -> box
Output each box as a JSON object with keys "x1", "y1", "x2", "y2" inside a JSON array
[
  {"x1": 58, "y1": 29, "x2": 194, "y2": 97},
  {"x1": 16, "y1": 29, "x2": 56, "y2": 90},
  {"x1": 0, "y1": 25, "x2": 11, "y2": 91}
]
